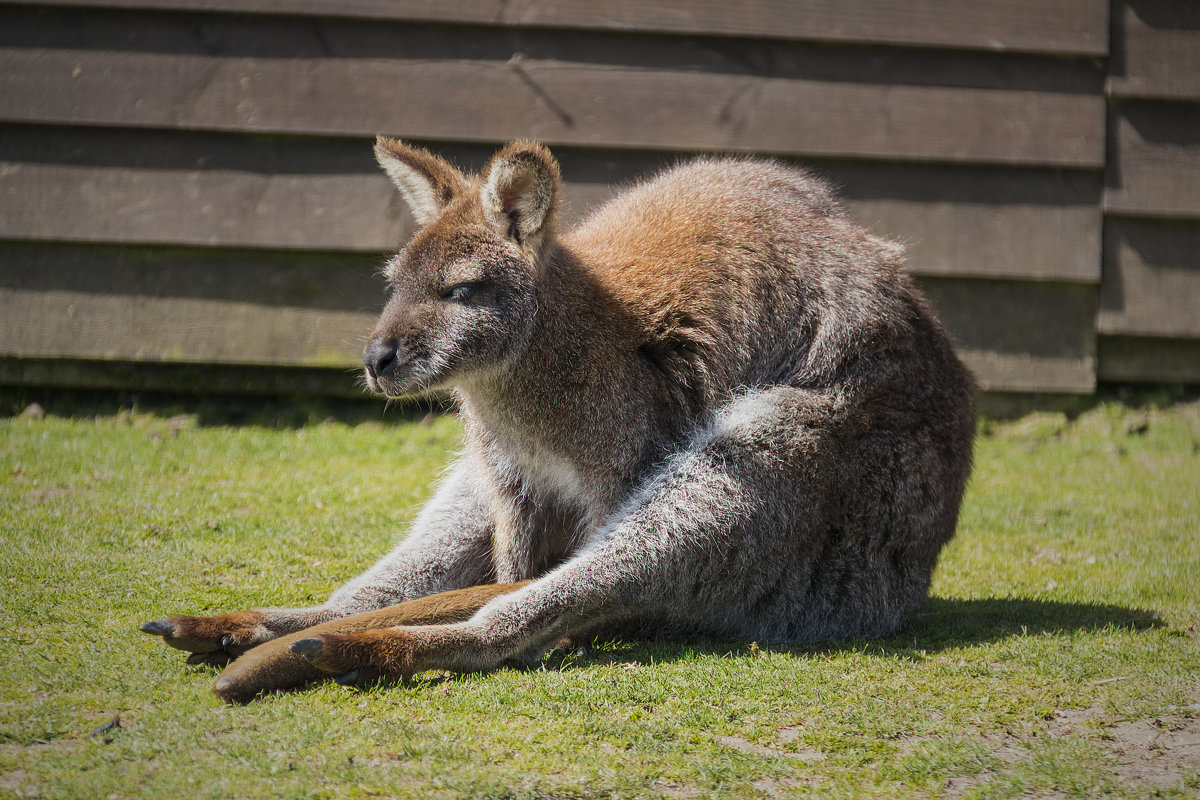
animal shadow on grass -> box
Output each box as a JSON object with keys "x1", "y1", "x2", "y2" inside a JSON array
[{"x1": 562, "y1": 597, "x2": 1164, "y2": 670}]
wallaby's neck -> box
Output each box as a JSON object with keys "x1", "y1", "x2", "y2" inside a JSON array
[{"x1": 454, "y1": 242, "x2": 663, "y2": 498}]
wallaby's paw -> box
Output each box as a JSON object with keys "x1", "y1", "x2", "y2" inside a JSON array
[
  {"x1": 139, "y1": 610, "x2": 272, "y2": 657},
  {"x1": 290, "y1": 629, "x2": 421, "y2": 682}
]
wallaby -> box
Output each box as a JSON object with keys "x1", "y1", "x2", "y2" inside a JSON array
[{"x1": 143, "y1": 138, "x2": 976, "y2": 703}]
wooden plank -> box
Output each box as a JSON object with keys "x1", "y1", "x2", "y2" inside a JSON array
[
  {"x1": 0, "y1": 161, "x2": 410, "y2": 252},
  {"x1": 0, "y1": 254, "x2": 1095, "y2": 393},
  {"x1": 0, "y1": 125, "x2": 413, "y2": 251},
  {"x1": 915, "y1": 277, "x2": 1097, "y2": 393},
  {"x1": 1109, "y1": 0, "x2": 1200, "y2": 101},
  {"x1": 0, "y1": 241, "x2": 386, "y2": 312},
  {"x1": 825, "y1": 163, "x2": 1102, "y2": 282},
  {"x1": 0, "y1": 356, "x2": 377, "y2": 399},
  {"x1": 0, "y1": 157, "x2": 1103, "y2": 280},
  {"x1": 0, "y1": 11, "x2": 1106, "y2": 167},
  {"x1": 1098, "y1": 217, "x2": 1200, "y2": 338},
  {"x1": 1105, "y1": 101, "x2": 1200, "y2": 218},
  {"x1": 0, "y1": 128, "x2": 1104, "y2": 282},
  {"x1": 0, "y1": 287, "x2": 375, "y2": 367},
  {"x1": 1098, "y1": 335, "x2": 1200, "y2": 383},
  {"x1": 0, "y1": 281, "x2": 1097, "y2": 394},
  {"x1": 0, "y1": 0, "x2": 1110, "y2": 55}
]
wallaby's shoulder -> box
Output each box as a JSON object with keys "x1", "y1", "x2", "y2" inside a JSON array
[
  {"x1": 566, "y1": 156, "x2": 846, "y2": 256},
  {"x1": 560, "y1": 157, "x2": 856, "y2": 325}
]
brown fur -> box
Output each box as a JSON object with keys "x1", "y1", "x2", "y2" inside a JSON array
[
  {"x1": 144, "y1": 139, "x2": 976, "y2": 702},
  {"x1": 211, "y1": 582, "x2": 529, "y2": 703}
]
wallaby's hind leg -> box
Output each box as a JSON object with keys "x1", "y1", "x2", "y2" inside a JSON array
[
  {"x1": 211, "y1": 582, "x2": 530, "y2": 703},
  {"x1": 291, "y1": 387, "x2": 966, "y2": 684}
]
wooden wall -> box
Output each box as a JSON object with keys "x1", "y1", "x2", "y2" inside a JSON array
[
  {"x1": 1099, "y1": 0, "x2": 1200, "y2": 384},
  {"x1": 0, "y1": 1, "x2": 1193, "y2": 398}
]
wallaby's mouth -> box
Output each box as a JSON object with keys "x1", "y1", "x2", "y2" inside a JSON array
[
  {"x1": 362, "y1": 359, "x2": 447, "y2": 400},
  {"x1": 363, "y1": 368, "x2": 426, "y2": 400}
]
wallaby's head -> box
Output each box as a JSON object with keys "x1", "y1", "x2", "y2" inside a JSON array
[{"x1": 363, "y1": 138, "x2": 562, "y2": 398}]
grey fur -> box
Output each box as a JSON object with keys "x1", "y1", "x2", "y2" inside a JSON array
[{"x1": 186, "y1": 140, "x2": 977, "y2": 676}]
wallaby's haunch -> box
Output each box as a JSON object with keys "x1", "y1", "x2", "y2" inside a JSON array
[{"x1": 142, "y1": 138, "x2": 976, "y2": 703}]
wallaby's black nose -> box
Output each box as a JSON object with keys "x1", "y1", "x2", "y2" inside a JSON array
[{"x1": 363, "y1": 337, "x2": 399, "y2": 378}]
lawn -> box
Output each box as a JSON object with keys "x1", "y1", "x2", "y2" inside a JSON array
[{"x1": 1, "y1": 395, "x2": 1197, "y2": 799}]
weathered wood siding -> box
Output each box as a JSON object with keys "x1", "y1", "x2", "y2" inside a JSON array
[
  {"x1": 1100, "y1": 0, "x2": 1200, "y2": 383},
  {"x1": 0, "y1": 1, "x2": 1192, "y2": 397}
]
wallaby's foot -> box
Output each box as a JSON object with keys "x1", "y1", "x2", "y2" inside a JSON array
[
  {"x1": 210, "y1": 582, "x2": 531, "y2": 703},
  {"x1": 290, "y1": 629, "x2": 423, "y2": 685},
  {"x1": 140, "y1": 610, "x2": 272, "y2": 659}
]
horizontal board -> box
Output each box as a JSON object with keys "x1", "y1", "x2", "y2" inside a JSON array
[
  {"x1": 1098, "y1": 217, "x2": 1200, "y2": 338},
  {"x1": 0, "y1": 287, "x2": 376, "y2": 367},
  {"x1": 0, "y1": 127, "x2": 1104, "y2": 281},
  {"x1": 0, "y1": 158, "x2": 1102, "y2": 281},
  {"x1": 0, "y1": 161, "x2": 408, "y2": 252},
  {"x1": 0, "y1": 241, "x2": 386, "y2": 312},
  {"x1": 1109, "y1": 0, "x2": 1200, "y2": 100},
  {"x1": 1105, "y1": 102, "x2": 1200, "y2": 218},
  {"x1": 0, "y1": 271, "x2": 1097, "y2": 394},
  {"x1": 0, "y1": 0, "x2": 1111, "y2": 55},
  {"x1": 0, "y1": 356, "x2": 377, "y2": 399},
  {"x1": 916, "y1": 277, "x2": 1097, "y2": 393},
  {"x1": 826, "y1": 162, "x2": 1102, "y2": 282},
  {"x1": 0, "y1": 10, "x2": 1106, "y2": 166},
  {"x1": 0, "y1": 158, "x2": 1103, "y2": 280},
  {"x1": 1098, "y1": 335, "x2": 1200, "y2": 383}
]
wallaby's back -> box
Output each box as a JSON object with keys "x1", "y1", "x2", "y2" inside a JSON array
[{"x1": 565, "y1": 158, "x2": 970, "y2": 425}]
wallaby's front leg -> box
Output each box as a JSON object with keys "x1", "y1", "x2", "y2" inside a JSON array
[
  {"x1": 291, "y1": 429, "x2": 773, "y2": 680},
  {"x1": 289, "y1": 390, "x2": 862, "y2": 683},
  {"x1": 210, "y1": 582, "x2": 530, "y2": 703}
]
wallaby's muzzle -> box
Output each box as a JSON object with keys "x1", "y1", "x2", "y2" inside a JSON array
[{"x1": 363, "y1": 336, "x2": 399, "y2": 381}]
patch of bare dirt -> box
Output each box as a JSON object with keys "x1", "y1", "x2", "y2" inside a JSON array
[
  {"x1": 751, "y1": 776, "x2": 822, "y2": 796},
  {"x1": 24, "y1": 486, "x2": 70, "y2": 504},
  {"x1": 907, "y1": 691, "x2": 1200, "y2": 797},
  {"x1": 0, "y1": 769, "x2": 38, "y2": 799},
  {"x1": 649, "y1": 781, "x2": 703, "y2": 798},
  {"x1": 717, "y1": 734, "x2": 825, "y2": 762},
  {"x1": 1104, "y1": 715, "x2": 1200, "y2": 790},
  {"x1": 1049, "y1": 702, "x2": 1106, "y2": 732},
  {"x1": 1051, "y1": 690, "x2": 1200, "y2": 792}
]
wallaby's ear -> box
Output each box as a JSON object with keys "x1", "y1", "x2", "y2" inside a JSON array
[
  {"x1": 374, "y1": 137, "x2": 467, "y2": 226},
  {"x1": 480, "y1": 142, "x2": 561, "y2": 244}
]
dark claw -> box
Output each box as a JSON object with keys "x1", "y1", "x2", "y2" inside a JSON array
[
  {"x1": 334, "y1": 670, "x2": 359, "y2": 686},
  {"x1": 140, "y1": 620, "x2": 175, "y2": 636},
  {"x1": 289, "y1": 637, "x2": 325, "y2": 659},
  {"x1": 220, "y1": 634, "x2": 236, "y2": 648}
]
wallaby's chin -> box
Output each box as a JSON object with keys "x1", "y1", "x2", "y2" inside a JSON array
[{"x1": 363, "y1": 362, "x2": 449, "y2": 400}]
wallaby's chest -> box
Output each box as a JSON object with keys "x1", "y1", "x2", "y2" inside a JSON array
[{"x1": 498, "y1": 440, "x2": 594, "y2": 511}]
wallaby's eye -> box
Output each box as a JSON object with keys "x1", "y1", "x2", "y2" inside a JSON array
[{"x1": 440, "y1": 283, "x2": 478, "y2": 304}]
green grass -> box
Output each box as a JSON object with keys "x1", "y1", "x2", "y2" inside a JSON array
[{"x1": 1, "y1": 398, "x2": 1198, "y2": 799}]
